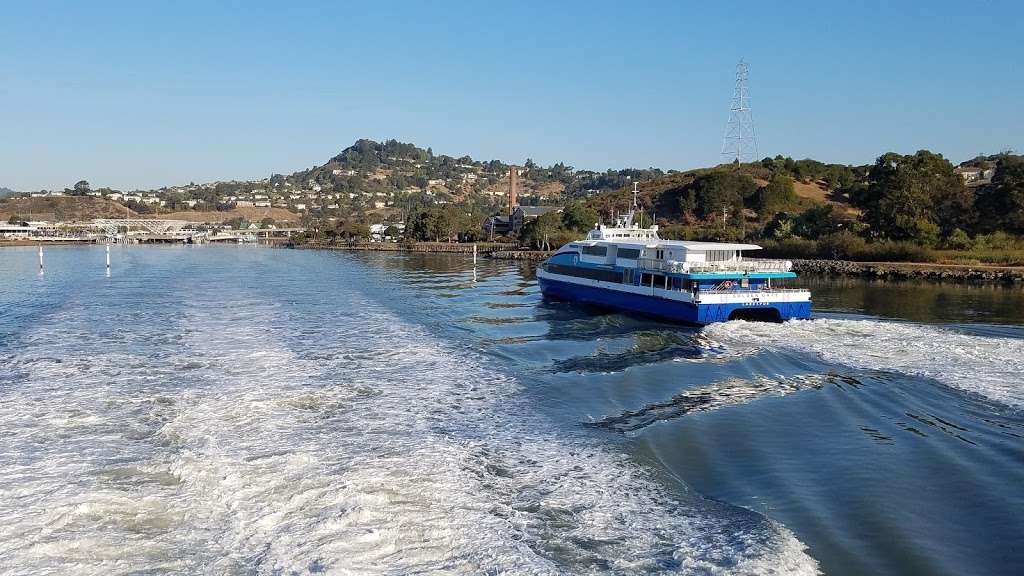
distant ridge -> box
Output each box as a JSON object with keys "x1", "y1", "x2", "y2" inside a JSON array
[{"x1": 0, "y1": 187, "x2": 18, "y2": 199}]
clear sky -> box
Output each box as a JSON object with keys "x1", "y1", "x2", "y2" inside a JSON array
[{"x1": 1, "y1": 0, "x2": 1021, "y2": 191}]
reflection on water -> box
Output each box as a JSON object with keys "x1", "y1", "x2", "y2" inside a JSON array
[{"x1": 803, "y1": 274, "x2": 1024, "y2": 325}]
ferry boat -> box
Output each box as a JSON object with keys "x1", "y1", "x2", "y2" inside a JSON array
[{"x1": 537, "y1": 189, "x2": 811, "y2": 325}]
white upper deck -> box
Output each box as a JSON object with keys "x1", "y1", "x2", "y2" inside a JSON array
[{"x1": 556, "y1": 185, "x2": 791, "y2": 274}]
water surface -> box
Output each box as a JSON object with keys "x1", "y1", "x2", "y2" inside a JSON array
[{"x1": 1, "y1": 245, "x2": 1021, "y2": 575}]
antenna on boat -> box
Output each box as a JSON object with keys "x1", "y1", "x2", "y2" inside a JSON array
[{"x1": 632, "y1": 182, "x2": 641, "y2": 228}]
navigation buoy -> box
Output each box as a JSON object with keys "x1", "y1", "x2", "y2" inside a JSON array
[
  {"x1": 38, "y1": 245, "x2": 43, "y2": 274},
  {"x1": 106, "y1": 243, "x2": 111, "y2": 275},
  {"x1": 473, "y1": 243, "x2": 477, "y2": 265}
]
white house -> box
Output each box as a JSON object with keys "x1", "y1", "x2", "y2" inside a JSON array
[{"x1": 955, "y1": 166, "x2": 996, "y2": 183}]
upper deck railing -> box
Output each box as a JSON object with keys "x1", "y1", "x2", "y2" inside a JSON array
[{"x1": 637, "y1": 257, "x2": 793, "y2": 274}]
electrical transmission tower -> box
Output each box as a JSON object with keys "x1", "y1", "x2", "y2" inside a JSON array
[{"x1": 720, "y1": 59, "x2": 758, "y2": 164}]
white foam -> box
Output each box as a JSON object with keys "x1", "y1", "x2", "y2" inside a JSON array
[
  {"x1": 704, "y1": 319, "x2": 1024, "y2": 409},
  {"x1": 0, "y1": 281, "x2": 820, "y2": 575}
]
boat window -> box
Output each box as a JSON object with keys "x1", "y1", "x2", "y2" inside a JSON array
[
  {"x1": 581, "y1": 245, "x2": 608, "y2": 257},
  {"x1": 640, "y1": 272, "x2": 653, "y2": 285},
  {"x1": 547, "y1": 263, "x2": 623, "y2": 283},
  {"x1": 617, "y1": 248, "x2": 641, "y2": 259},
  {"x1": 549, "y1": 252, "x2": 579, "y2": 264}
]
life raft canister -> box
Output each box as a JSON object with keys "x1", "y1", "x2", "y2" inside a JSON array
[{"x1": 722, "y1": 280, "x2": 733, "y2": 289}]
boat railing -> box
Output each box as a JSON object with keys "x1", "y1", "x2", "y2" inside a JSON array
[
  {"x1": 698, "y1": 287, "x2": 810, "y2": 294},
  {"x1": 637, "y1": 258, "x2": 793, "y2": 274}
]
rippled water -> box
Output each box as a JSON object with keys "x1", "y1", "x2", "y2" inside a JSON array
[{"x1": 1, "y1": 245, "x2": 1022, "y2": 575}]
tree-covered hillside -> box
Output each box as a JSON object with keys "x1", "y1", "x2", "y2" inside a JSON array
[{"x1": 569, "y1": 150, "x2": 1024, "y2": 264}]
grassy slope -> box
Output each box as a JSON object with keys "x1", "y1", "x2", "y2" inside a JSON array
[
  {"x1": 0, "y1": 197, "x2": 139, "y2": 221},
  {"x1": 162, "y1": 206, "x2": 298, "y2": 223}
]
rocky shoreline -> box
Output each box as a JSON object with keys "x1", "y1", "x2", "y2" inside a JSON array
[
  {"x1": 789, "y1": 259, "x2": 1024, "y2": 283},
  {"x1": 485, "y1": 250, "x2": 552, "y2": 261},
  {"x1": 288, "y1": 241, "x2": 516, "y2": 254},
  {"x1": 484, "y1": 250, "x2": 1024, "y2": 283}
]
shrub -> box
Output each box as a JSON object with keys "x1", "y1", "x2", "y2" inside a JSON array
[
  {"x1": 859, "y1": 241, "x2": 933, "y2": 262},
  {"x1": 759, "y1": 238, "x2": 819, "y2": 260},
  {"x1": 817, "y1": 231, "x2": 867, "y2": 260},
  {"x1": 942, "y1": 228, "x2": 973, "y2": 250},
  {"x1": 973, "y1": 231, "x2": 1024, "y2": 251},
  {"x1": 657, "y1": 224, "x2": 702, "y2": 240}
]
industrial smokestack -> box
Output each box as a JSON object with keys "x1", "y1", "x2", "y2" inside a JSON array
[{"x1": 508, "y1": 166, "x2": 518, "y2": 217}]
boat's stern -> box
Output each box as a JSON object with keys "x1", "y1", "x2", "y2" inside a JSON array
[{"x1": 692, "y1": 284, "x2": 812, "y2": 324}]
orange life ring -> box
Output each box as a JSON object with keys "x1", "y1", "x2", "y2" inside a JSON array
[{"x1": 722, "y1": 280, "x2": 733, "y2": 289}]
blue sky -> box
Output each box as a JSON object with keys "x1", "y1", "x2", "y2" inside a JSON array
[{"x1": 1, "y1": 1, "x2": 1021, "y2": 191}]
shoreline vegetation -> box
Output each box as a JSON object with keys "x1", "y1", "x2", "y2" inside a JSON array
[{"x1": 286, "y1": 241, "x2": 1024, "y2": 284}]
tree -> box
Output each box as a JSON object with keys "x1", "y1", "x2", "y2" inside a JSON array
[
  {"x1": 855, "y1": 150, "x2": 970, "y2": 243},
  {"x1": 260, "y1": 217, "x2": 275, "y2": 228},
  {"x1": 72, "y1": 180, "x2": 90, "y2": 196},
  {"x1": 975, "y1": 155, "x2": 1024, "y2": 233},
  {"x1": 125, "y1": 199, "x2": 153, "y2": 214},
  {"x1": 762, "y1": 212, "x2": 794, "y2": 239},
  {"x1": 339, "y1": 221, "x2": 371, "y2": 240},
  {"x1": 561, "y1": 201, "x2": 599, "y2": 232},
  {"x1": 822, "y1": 165, "x2": 856, "y2": 190},
  {"x1": 405, "y1": 206, "x2": 473, "y2": 242},
  {"x1": 757, "y1": 173, "x2": 796, "y2": 218},
  {"x1": 520, "y1": 211, "x2": 563, "y2": 250},
  {"x1": 692, "y1": 171, "x2": 757, "y2": 221},
  {"x1": 790, "y1": 205, "x2": 855, "y2": 238}
]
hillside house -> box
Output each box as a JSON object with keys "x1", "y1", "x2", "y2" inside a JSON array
[{"x1": 955, "y1": 166, "x2": 995, "y2": 184}]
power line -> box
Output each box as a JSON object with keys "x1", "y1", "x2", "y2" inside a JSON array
[{"x1": 721, "y1": 59, "x2": 758, "y2": 164}]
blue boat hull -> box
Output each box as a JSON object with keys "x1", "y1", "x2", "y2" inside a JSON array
[{"x1": 537, "y1": 276, "x2": 811, "y2": 325}]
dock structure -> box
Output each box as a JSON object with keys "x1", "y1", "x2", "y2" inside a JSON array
[{"x1": 90, "y1": 219, "x2": 192, "y2": 243}]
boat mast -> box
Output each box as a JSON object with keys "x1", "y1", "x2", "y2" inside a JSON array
[{"x1": 633, "y1": 182, "x2": 642, "y2": 228}]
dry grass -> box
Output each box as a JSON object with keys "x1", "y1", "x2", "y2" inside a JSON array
[
  {"x1": 0, "y1": 197, "x2": 139, "y2": 221},
  {"x1": 162, "y1": 206, "x2": 299, "y2": 223}
]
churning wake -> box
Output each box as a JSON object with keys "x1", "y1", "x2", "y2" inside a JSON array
[
  {"x1": 703, "y1": 319, "x2": 1024, "y2": 410},
  {"x1": 0, "y1": 273, "x2": 820, "y2": 574},
  {"x1": 589, "y1": 373, "x2": 857, "y2": 433}
]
